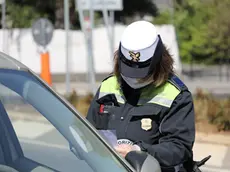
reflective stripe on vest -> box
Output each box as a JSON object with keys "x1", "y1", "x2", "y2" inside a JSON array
[
  {"x1": 139, "y1": 81, "x2": 180, "y2": 107},
  {"x1": 99, "y1": 76, "x2": 180, "y2": 108},
  {"x1": 99, "y1": 76, "x2": 125, "y2": 104},
  {"x1": 99, "y1": 92, "x2": 125, "y2": 104}
]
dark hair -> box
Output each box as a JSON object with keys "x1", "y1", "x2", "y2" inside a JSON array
[{"x1": 113, "y1": 45, "x2": 175, "y2": 87}]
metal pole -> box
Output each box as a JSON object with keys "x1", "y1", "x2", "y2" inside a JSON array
[
  {"x1": 85, "y1": 16, "x2": 90, "y2": 92},
  {"x1": 228, "y1": 58, "x2": 230, "y2": 82},
  {"x1": 16, "y1": 31, "x2": 22, "y2": 62},
  {"x1": 227, "y1": 56, "x2": 229, "y2": 82},
  {"x1": 227, "y1": 60, "x2": 229, "y2": 82},
  {"x1": 64, "y1": 0, "x2": 71, "y2": 95},
  {"x1": 110, "y1": 11, "x2": 115, "y2": 58},
  {"x1": 171, "y1": 0, "x2": 174, "y2": 24},
  {"x1": 102, "y1": 6, "x2": 113, "y2": 60},
  {"x1": 1, "y1": 0, "x2": 6, "y2": 52},
  {"x1": 219, "y1": 58, "x2": 222, "y2": 82},
  {"x1": 75, "y1": 0, "x2": 88, "y2": 84},
  {"x1": 190, "y1": 56, "x2": 193, "y2": 80},
  {"x1": 76, "y1": 0, "x2": 86, "y2": 34},
  {"x1": 76, "y1": 0, "x2": 96, "y2": 95},
  {"x1": 88, "y1": 0, "x2": 96, "y2": 94}
]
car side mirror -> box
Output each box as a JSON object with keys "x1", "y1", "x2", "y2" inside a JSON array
[{"x1": 125, "y1": 151, "x2": 161, "y2": 172}]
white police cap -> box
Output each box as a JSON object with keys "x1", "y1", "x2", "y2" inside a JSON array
[{"x1": 118, "y1": 20, "x2": 163, "y2": 78}]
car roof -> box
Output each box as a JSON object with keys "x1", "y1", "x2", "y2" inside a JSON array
[{"x1": 0, "y1": 52, "x2": 28, "y2": 70}]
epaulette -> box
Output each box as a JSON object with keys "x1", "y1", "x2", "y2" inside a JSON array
[
  {"x1": 168, "y1": 75, "x2": 188, "y2": 91},
  {"x1": 102, "y1": 73, "x2": 115, "y2": 82}
]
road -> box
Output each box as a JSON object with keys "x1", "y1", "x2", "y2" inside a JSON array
[{"x1": 9, "y1": 116, "x2": 230, "y2": 172}]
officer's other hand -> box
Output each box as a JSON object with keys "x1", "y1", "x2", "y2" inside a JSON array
[{"x1": 114, "y1": 144, "x2": 141, "y2": 158}]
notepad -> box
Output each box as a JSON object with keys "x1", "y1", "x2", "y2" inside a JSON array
[{"x1": 98, "y1": 130, "x2": 118, "y2": 147}]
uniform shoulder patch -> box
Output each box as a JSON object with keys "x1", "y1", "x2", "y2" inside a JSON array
[{"x1": 168, "y1": 75, "x2": 187, "y2": 91}]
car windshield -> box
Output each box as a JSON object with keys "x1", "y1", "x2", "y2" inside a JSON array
[{"x1": 0, "y1": 68, "x2": 132, "y2": 172}]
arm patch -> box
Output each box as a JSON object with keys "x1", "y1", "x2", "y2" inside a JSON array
[{"x1": 168, "y1": 75, "x2": 188, "y2": 91}]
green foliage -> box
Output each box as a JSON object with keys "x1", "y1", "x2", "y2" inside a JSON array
[
  {"x1": 153, "y1": 0, "x2": 230, "y2": 64},
  {"x1": 114, "y1": 0, "x2": 158, "y2": 23},
  {"x1": 206, "y1": 0, "x2": 230, "y2": 62},
  {"x1": 1, "y1": 0, "x2": 158, "y2": 29},
  {"x1": 5, "y1": 3, "x2": 41, "y2": 28},
  {"x1": 153, "y1": 10, "x2": 171, "y2": 25},
  {"x1": 65, "y1": 90, "x2": 93, "y2": 117},
  {"x1": 194, "y1": 88, "x2": 230, "y2": 131},
  {"x1": 65, "y1": 90, "x2": 79, "y2": 106}
]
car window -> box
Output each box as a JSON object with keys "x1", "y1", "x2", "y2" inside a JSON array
[
  {"x1": 0, "y1": 69, "x2": 130, "y2": 172},
  {"x1": 1, "y1": 82, "x2": 94, "y2": 172}
]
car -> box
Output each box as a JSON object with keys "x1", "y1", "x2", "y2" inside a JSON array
[{"x1": 0, "y1": 51, "x2": 163, "y2": 172}]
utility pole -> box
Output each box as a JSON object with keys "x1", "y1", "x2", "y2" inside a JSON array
[
  {"x1": 75, "y1": 0, "x2": 97, "y2": 95},
  {"x1": 64, "y1": 0, "x2": 71, "y2": 95},
  {"x1": 88, "y1": 0, "x2": 97, "y2": 94},
  {"x1": 74, "y1": 0, "x2": 123, "y2": 94},
  {"x1": 110, "y1": 11, "x2": 115, "y2": 59}
]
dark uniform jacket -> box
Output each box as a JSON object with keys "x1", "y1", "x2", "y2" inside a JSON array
[{"x1": 86, "y1": 74, "x2": 196, "y2": 172}]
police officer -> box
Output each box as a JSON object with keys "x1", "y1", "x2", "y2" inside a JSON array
[{"x1": 86, "y1": 21, "x2": 196, "y2": 172}]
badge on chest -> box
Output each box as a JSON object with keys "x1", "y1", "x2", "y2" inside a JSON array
[{"x1": 141, "y1": 118, "x2": 152, "y2": 131}]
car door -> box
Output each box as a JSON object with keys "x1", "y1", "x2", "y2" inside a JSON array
[{"x1": 0, "y1": 68, "x2": 134, "y2": 172}]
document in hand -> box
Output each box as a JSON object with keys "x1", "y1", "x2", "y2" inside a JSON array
[{"x1": 97, "y1": 130, "x2": 118, "y2": 147}]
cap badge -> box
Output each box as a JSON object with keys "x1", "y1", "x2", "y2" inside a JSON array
[{"x1": 129, "y1": 51, "x2": 140, "y2": 62}]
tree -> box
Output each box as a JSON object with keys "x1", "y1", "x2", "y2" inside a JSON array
[
  {"x1": 3, "y1": 0, "x2": 53, "y2": 28},
  {"x1": 54, "y1": 0, "x2": 80, "y2": 29},
  {"x1": 54, "y1": 0, "x2": 64, "y2": 29},
  {"x1": 174, "y1": 0, "x2": 213, "y2": 63},
  {"x1": 205, "y1": 0, "x2": 230, "y2": 62},
  {"x1": 3, "y1": 0, "x2": 79, "y2": 29},
  {"x1": 111, "y1": 0, "x2": 159, "y2": 23},
  {"x1": 1, "y1": 0, "x2": 159, "y2": 29},
  {"x1": 153, "y1": 0, "x2": 230, "y2": 64}
]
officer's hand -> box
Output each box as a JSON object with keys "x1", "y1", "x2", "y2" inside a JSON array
[
  {"x1": 115, "y1": 144, "x2": 141, "y2": 158},
  {"x1": 115, "y1": 144, "x2": 132, "y2": 157}
]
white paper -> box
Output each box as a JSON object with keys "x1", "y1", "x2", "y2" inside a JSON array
[{"x1": 98, "y1": 130, "x2": 118, "y2": 147}]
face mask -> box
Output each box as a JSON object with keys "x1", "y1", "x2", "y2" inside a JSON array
[{"x1": 121, "y1": 74, "x2": 153, "y2": 89}]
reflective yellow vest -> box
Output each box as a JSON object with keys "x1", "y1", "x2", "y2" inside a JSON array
[{"x1": 98, "y1": 75, "x2": 181, "y2": 108}]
